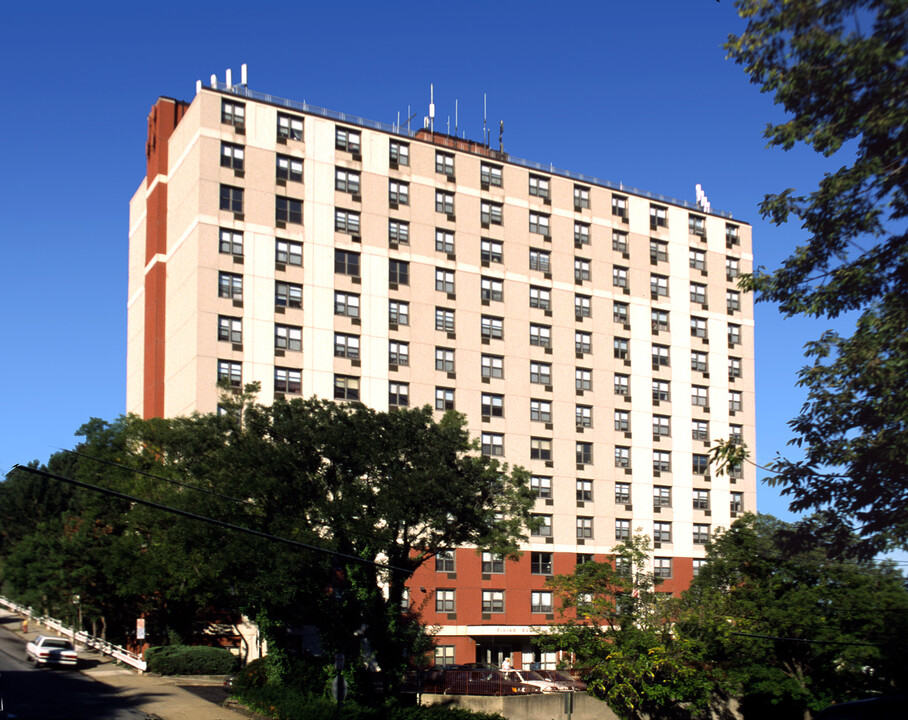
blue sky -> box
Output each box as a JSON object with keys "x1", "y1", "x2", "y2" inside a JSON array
[{"x1": 0, "y1": 1, "x2": 851, "y2": 524}]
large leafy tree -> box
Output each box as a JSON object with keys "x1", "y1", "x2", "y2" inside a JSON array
[
  {"x1": 721, "y1": 0, "x2": 908, "y2": 555},
  {"x1": 680, "y1": 514, "x2": 908, "y2": 719}
]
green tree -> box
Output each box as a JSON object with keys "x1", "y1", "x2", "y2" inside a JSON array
[
  {"x1": 722, "y1": 0, "x2": 908, "y2": 555},
  {"x1": 681, "y1": 514, "x2": 908, "y2": 719},
  {"x1": 536, "y1": 534, "x2": 720, "y2": 720}
]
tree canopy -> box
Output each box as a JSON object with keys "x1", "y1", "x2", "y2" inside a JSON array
[{"x1": 723, "y1": 0, "x2": 908, "y2": 556}]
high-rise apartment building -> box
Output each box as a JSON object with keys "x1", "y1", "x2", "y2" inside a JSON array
[{"x1": 128, "y1": 75, "x2": 755, "y2": 669}]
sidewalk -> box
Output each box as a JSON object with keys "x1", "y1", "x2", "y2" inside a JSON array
[{"x1": 0, "y1": 610, "x2": 265, "y2": 720}]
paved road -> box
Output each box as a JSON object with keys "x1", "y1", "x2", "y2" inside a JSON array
[{"x1": 0, "y1": 612, "x2": 255, "y2": 720}]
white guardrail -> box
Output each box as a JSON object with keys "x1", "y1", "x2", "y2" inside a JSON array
[{"x1": 0, "y1": 596, "x2": 147, "y2": 672}]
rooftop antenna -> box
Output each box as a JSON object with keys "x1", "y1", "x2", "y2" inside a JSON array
[
  {"x1": 455, "y1": 99, "x2": 458, "y2": 137},
  {"x1": 429, "y1": 83, "x2": 435, "y2": 133},
  {"x1": 210, "y1": 73, "x2": 217, "y2": 88},
  {"x1": 240, "y1": 63, "x2": 247, "y2": 86},
  {"x1": 483, "y1": 93, "x2": 488, "y2": 147},
  {"x1": 225, "y1": 68, "x2": 232, "y2": 90},
  {"x1": 447, "y1": 116, "x2": 450, "y2": 135},
  {"x1": 695, "y1": 184, "x2": 711, "y2": 214},
  {"x1": 499, "y1": 120, "x2": 504, "y2": 152}
]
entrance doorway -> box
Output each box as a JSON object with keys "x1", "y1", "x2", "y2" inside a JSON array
[{"x1": 475, "y1": 643, "x2": 512, "y2": 667}]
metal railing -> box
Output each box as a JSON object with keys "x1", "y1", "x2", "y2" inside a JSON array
[{"x1": 210, "y1": 82, "x2": 735, "y2": 220}]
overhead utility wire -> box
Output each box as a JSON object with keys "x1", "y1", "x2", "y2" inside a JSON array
[{"x1": 12, "y1": 464, "x2": 410, "y2": 574}]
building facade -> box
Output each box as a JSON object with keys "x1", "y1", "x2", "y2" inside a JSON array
[{"x1": 127, "y1": 78, "x2": 755, "y2": 670}]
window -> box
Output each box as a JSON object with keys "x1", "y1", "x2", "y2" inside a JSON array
[
  {"x1": 654, "y1": 557, "x2": 672, "y2": 579},
  {"x1": 653, "y1": 415, "x2": 671, "y2": 438},
  {"x1": 654, "y1": 522, "x2": 672, "y2": 543},
  {"x1": 728, "y1": 323, "x2": 742, "y2": 347},
  {"x1": 436, "y1": 589, "x2": 455, "y2": 613},
  {"x1": 334, "y1": 209, "x2": 360, "y2": 235},
  {"x1": 481, "y1": 315, "x2": 504, "y2": 340},
  {"x1": 654, "y1": 486, "x2": 672, "y2": 508},
  {"x1": 614, "y1": 409, "x2": 629, "y2": 431},
  {"x1": 693, "y1": 454, "x2": 710, "y2": 475},
  {"x1": 729, "y1": 357, "x2": 742, "y2": 379},
  {"x1": 576, "y1": 442, "x2": 593, "y2": 465},
  {"x1": 482, "y1": 590, "x2": 505, "y2": 613},
  {"x1": 435, "y1": 229, "x2": 455, "y2": 254},
  {"x1": 574, "y1": 258, "x2": 591, "y2": 283},
  {"x1": 530, "y1": 286, "x2": 551, "y2": 310},
  {"x1": 435, "y1": 151, "x2": 455, "y2": 177},
  {"x1": 692, "y1": 385, "x2": 709, "y2": 407},
  {"x1": 481, "y1": 277, "x2": 504, "y2": 302},
  {"x1": 275, "y1": 324, "x2": 302, "y2": 351},
  {"x1": 614, "y1": 338, "x2": 629, "y2": 360},
  {"x1": 221, "y1": 100, "x2": 245, "y2": 128},
  {"x1": 613, "y1": 266, "x2": 629, "y2": 288},
  {"x1": 730, "y1": 390, "x2": 743, "y2": 413},
  {"x1": 690, "y1": 283, "x2": 708, "y2": 307},
  {"x1": 530, "y1": 398, "x2": 551, "y2": 423},
  {"x1": 482, "y1": 354, "x2": 504, "y2": 379},
  {"x1": 692, "y1": 419, "x2": 709, "y2": 440},
  {"x1": 435, "y1": 387, "x2": 455, "y2": 411},
  {"x1": 730, "y1": 424, "x2": 744, "y2": 444},
  {"x1": 612, "y1": 230, "x2": 629, "y2": 254},
  {"x1": 615, "y1": 483, "x2": 631, "y2": 505},
  {"x1": 389, "y1": 300, "x2": 409, "y2": 326},
  {"x1": 577, "y1": 517, "x2": 593, "y2": 539},
  {"x1": 481, "y1": 238, "x2": 503, "y2": 264},
  {"x1": 529, "y1": 324, "x2": 551, "y2": 348},
  {"x1": 217, "y1": 360, "x2": 242, "y2": 387},
  {"x1": 531, "y1": 551, "x2": 553, "y2": 575},
  {"x1": 726, "y1": 257, "x2": 739, "y2": 280},
  {"x1": 481, "y1": 432, "x2": 504, "y2": 456},
  {"x1": 574, "y1": 185, "x2": 590, "y2": 209},
  {"x1": 481, "y1": 552, "x2": 504, "y2": 574},
  {"x1": 277, "y1": 112, "x2": 303, "y2": 140},
  {"x1": 389, "y1": 340, "x2": 409, "y2": 366},
  {"x1": 220, "y1": 184, "x2": 243, "y2": 213},
  {"x1": 335, "y1": 168, "x2": 361, "y2": 194},
  {"x1": 694, "y1": 489, "x2": 710, "y2": 510},
  {"x1": 615, "y1": 519, "x2": 631, "y2": 540},
  {"x1": 334, "y1": 291, "x2": 360, "y2": 318},
  {"x1": 480, "y1": 162, "x2": 503, "y2": 187},
  {"x1": 653, "y1": 380, "x2": 670, "y2": 402},
  {"x1": 575, "y1": 331, "x2": 592, "y2": 355},
  {"x1": 334, "y1": 375, "x2": 360, "y2": 401},
  {"x1": 389, "y1": 259, "x2": 409, "y2": 286},
  {"x1": 650, "y1": 204, "x2": 668, "y2": 230},
  {"x1": 529, "y1": 212, "x2": 550, "y2": 237},
  {"x1": 276, "y1": 155, "x2": 303, "y2": 183},
  {"x1": 220, "y1": 142, "x2": 245, "y2": 170},
  {"x1": 481, "y1": 392, "x2": 503, "y2": 417},
  {"x1": 693, "y1": 559, "x2": 707, "y2": 577},
  {"x1": 335, "y1": 127, "x2": 361, "y2": 154},
  {"x1": 691, "y1": 351, "x2": 708, "y2": 373},
  {"x1": 576, "y1": 479, "x2": 593, "y2": 502},
  {"x1": 335, "y1": 249, "x2": 360, "y2": 277},
  {"x1": 386, "y1": 220, "x2": 409, "y2": 246},
  {"x1": 389, "y1": 140, "x2": 409, "y2": 166},
  {"x1": 435, "y1": 307, "x2": 455, "y2": 333},
  {"x1": 389, "y1": 180, "x2": 409, "y2": 206},
  {"x1": 273, "y1": 239, "x2": 300, "y2": 267},
  {"x1": 530, "y1": 437, "x2": 552, "y2": 461},
  {"x1": 218, "y1": 315, "x2": 242, "y2": 344},
  {"x1": 691, "y1": 317, "x2": 708, "y2": 339},
  {"x1": 576, "y1": 404, "x2": 593, "y2": 428},
  {"x1": 651, "y1": 274, "x2": 669, "y2": 298},
  {"x1": 574, "y1": 221, "x2": 590, "y2": 245},
  {"x1": 334, "y1": 333, "x2": 360, "y2": 359},
  {"x1": 614, "y1": 373, "x2": 630, "y2": 397},
  {"x1": 273, "y1": 281, "x2": 303, "y2": 311},
  {"x1": 612, "y1": 194, "x2": 628, "y2": 220},
  {"x1": 650, "y1": 240, "x2": 668, "y2": 264},
  {"x1": 531, "y1": 591, "x2": 554, "y2": 614},
  {"x1": 481, "y1": 200, "x2": 503, "y2": 226},
  {"x1": 219, "y1": 272, "x2": 243, "y2": 300},
  {"x1": 731, "y1": 492, "x2": 744, "y2": 513},
  {"x1": 726, "y1": 224, "x2": 740, "y2": 247},
  {"x1": 389, "y1": 382, "x2": 409, "y2": 407},
  {"x1": 652, "y1": 309, "x2": 669, "y2": 333},
  {"x1": 689, "y1": 214, "x2": 706, "y2": 237},
  {"x1": 529, "y1": 248, "x2": 551, "y2": 273},
  {"x1": 274, "y1": 367, "x2": 301, "y2": 394},
  {"x1": 575, "y1": 368, "x2": 592, "y2": 392},
  {"x1": 529, "y1": 174, "x2": 550, "y2": 199},
  {"x1": 435, "y1": 190, "x2": 455, "y2": 216},
  {"x1": 727, "y1": 290, "x2": 741, "y2": 313},
  {"x1": 615, "y1": 446, "x2": 630, "y2": 468},
  {"x1": 652, "y1": 344, "x2": 670, "y2": 370},
  {"x1": 690, "y1": 248, "x2": 706, "y2": 271},
  {"x1": 613, "y1": 301, "x2": 629, "y2": 324},
  {"x1": 435, "y1": 269, "x2": 455, "y2": 294},
  {"x1": 219, "y1": 228, "x2": 243, "y2": 256},
  {"x1": 530, "y1": 361, "x2": 551, "y2": 385},
  {"x1": 693, "y1": 524, "x2": 711, "y2": 545},
  {"x1": 653, "y1": 451, "x2": 671, "y2": 473},
  {"x1": 436, "y1": 550, "x2": 455, "y2": 572},
  {"x1": 569, "y1": 295, "x2": 590, "y2": 321},
  {"x1": 531, "y1": 475, "x2": 552, "y2": 499}
]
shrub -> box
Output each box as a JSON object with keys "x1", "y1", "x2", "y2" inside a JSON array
[{"x1": 144, "y1": 644, "x2": 239, "y2": 675}]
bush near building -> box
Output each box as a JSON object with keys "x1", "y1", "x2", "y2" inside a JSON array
[{"x1": 144, "y1": 645, "x2": 239, "y2": 675}]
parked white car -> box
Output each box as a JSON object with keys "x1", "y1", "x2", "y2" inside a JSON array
[
  {"x1": 26, "y1": 636, "x2": 78, "y2": 667},
  {"x1": 501, "y1": 668, "x2": 575, "y2": 692}
]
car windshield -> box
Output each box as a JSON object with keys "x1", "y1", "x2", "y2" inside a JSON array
[
  {"x1": 520, "y1": 670, "x2": 545, "y2": 681},
  {"x1": 43, "y1": 639, "x2": 74, "y2": 649}
]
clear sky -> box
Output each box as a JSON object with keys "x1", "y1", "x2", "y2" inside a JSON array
[{"x1": 0, "y1": 1, "x2": 851, "y2": 525}]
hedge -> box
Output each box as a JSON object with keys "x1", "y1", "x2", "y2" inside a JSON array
[{"x1": 144, "y1": 644, "x2": 240, "y2": 675}]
